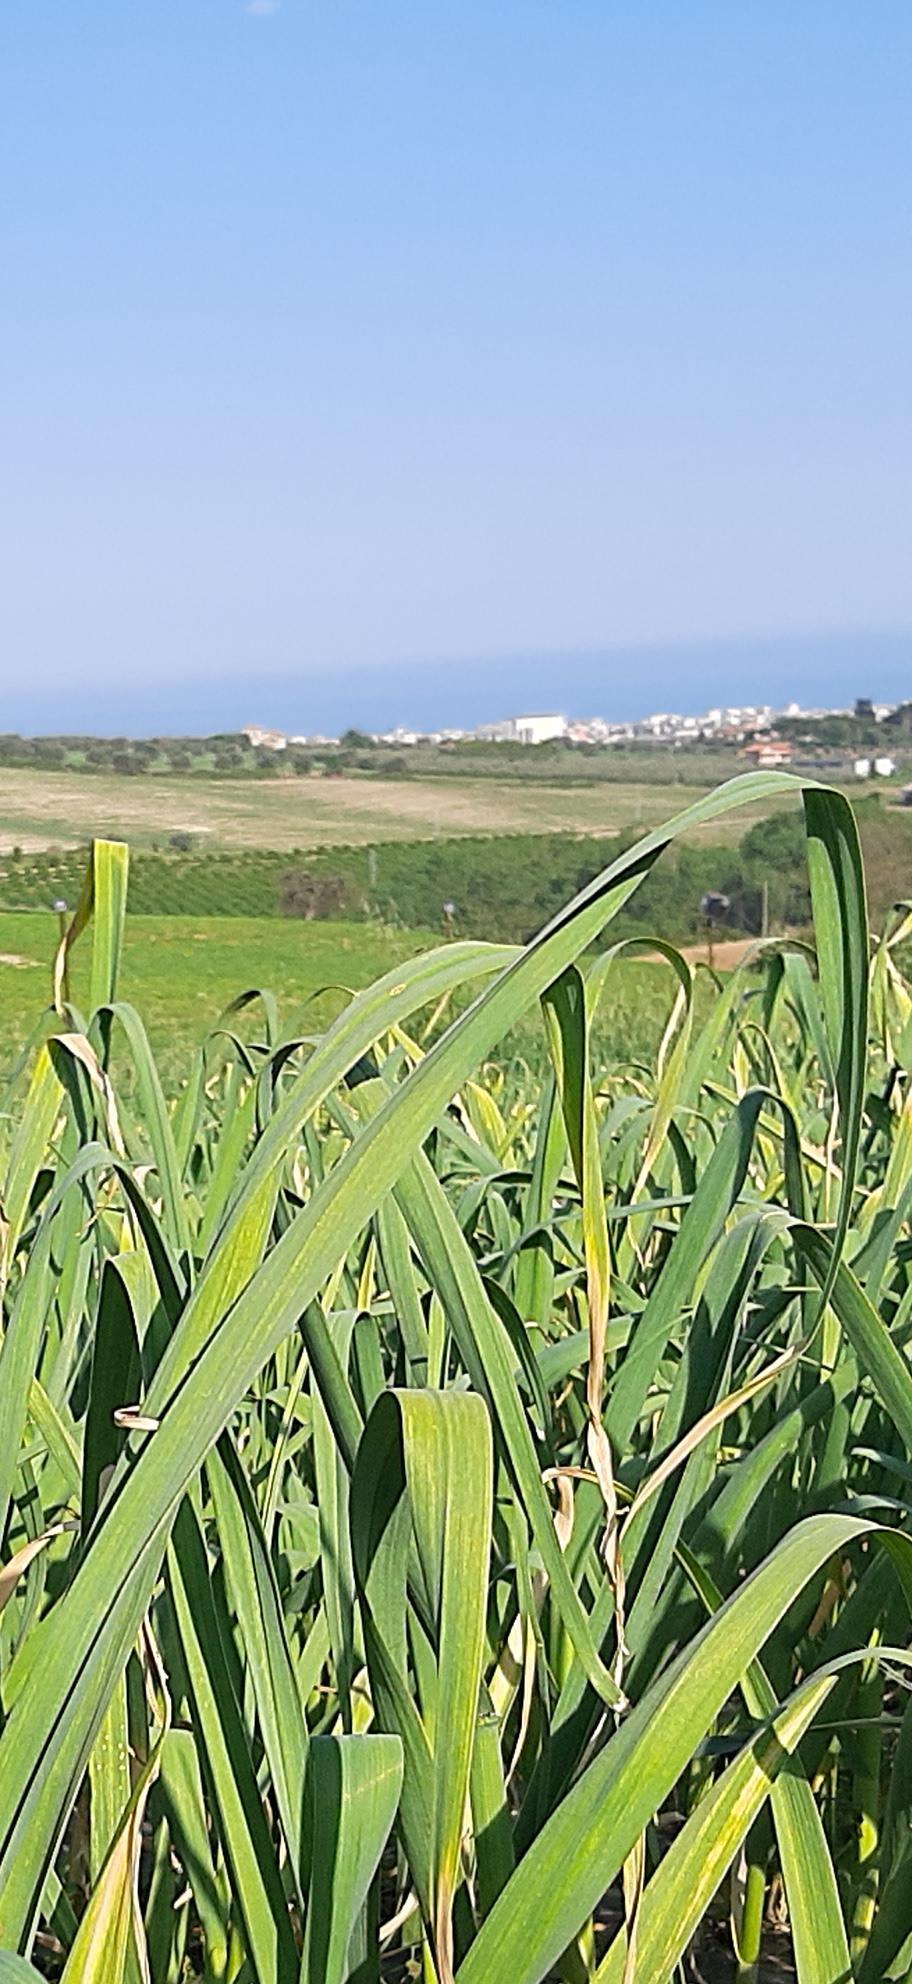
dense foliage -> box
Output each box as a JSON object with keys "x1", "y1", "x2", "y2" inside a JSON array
[
  {"x1": 0, "y1": 821, "x2": 797, "y2": 942},
  {"x1": 2, "y1": 775, "x2": 912, "y2": 1982},
  {"x1": 777, "y1": 703, "x2": 912, "y2": 750},
  {"x1": 4, "y1": 799, "x2": 905, "y2": 943}
]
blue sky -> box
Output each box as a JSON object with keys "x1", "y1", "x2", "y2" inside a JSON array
[{"x1": 2, "y1": 2, "x2": 910, "y2": 732}]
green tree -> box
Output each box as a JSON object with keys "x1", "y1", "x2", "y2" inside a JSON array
[{"x1": 740, "y1": 811, "x2": 811, "y2": 928}]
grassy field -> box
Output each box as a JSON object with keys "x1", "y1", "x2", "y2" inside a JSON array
[
  {"x1": 0, "y1": 762, "x2": 794, "y2": 852},
  {"x1": 0, "y1": 912, "x2": 440, "y2": 1083},
  {"x1": 0, "y1": 907, "x2": 710, "y2": 1092}
]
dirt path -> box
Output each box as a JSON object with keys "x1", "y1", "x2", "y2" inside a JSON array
[
  {"x1": 678, "y1": 938, "x2": 757, "y2": 968},
  {"x1": 636, "y1": 938, "x2": 758, "y2": 970}
]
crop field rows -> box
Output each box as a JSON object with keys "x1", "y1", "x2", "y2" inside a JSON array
[
  {"x1": 0, "y1": 836, "x2": 623, "y2": 920},
  {"x1": 1, "y1": 772, "x2": 912, "y2": 1982}
]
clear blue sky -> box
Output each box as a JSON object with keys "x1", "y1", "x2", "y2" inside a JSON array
[{"x1": 2, "y1": 2, "x2": 910, "y2": 733}]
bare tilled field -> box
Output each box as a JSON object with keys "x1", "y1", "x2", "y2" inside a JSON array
[{"x1": 0, "y1": 764, "x2": 791, "y2": 852}]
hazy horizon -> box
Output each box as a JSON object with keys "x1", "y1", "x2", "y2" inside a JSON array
[{"x1": 1, "y1": 627, "x2": 909, "y2": 740}]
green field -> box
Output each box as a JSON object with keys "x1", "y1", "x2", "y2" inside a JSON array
[
  {"x1": 0, "y1": 761, "x2": 791, "y2": 853},
  {"x1": 0, "y1": 913, "x2": 439, "y2": 1083},
  {"x1": 0, "y1": 907, "x2": 707, "y2": 1093}
]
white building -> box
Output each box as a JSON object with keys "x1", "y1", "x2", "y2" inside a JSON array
[
  {"x1": 854, "y1": 758, "x2": 871, "y2": 779},
  {"x1": 513, "y1": 713, "x2": 566, "y2": 745},
  {"x1": 874, "y1": 756, "x2": 897, "y2": 777},
  {"x1": 242, "y1": 725, "x2": 287, "y2": 751},
  {"x1": 474, "y1": 713, "x2": 566, "y2": 744}
]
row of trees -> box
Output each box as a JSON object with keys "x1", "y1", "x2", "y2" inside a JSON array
[{"x1": 0, "y1": 731, "x2": 417, "y2": 780}]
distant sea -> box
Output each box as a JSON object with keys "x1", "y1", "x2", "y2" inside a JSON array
[{"x1": 10, "y1": 629, "x2": 912, "y2": 737}]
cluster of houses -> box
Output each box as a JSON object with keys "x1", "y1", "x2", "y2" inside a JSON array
[
  {"x1": 738, "y1": 737, "x2": 897, "y2": 777},
  {"x1": 241, "y1": 709, "x2": 901, "y2": 778},
  {"x1": 242, "y1": 709, "x2": 788, "y2": 752},
  {"x1": 243, "y1": 715, "x2": 578, "y2": 750}
]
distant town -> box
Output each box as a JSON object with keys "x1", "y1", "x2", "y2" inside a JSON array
[
  {"x1": 241, "y1": 695, "x2": 908, "y2": 779},
  {"x1": 1, "y1": 693, "x2": 909, "y2": 791}
]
